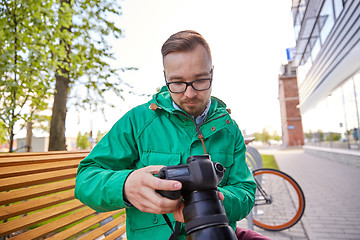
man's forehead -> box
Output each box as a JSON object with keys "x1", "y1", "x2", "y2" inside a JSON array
[{"x1": 163, "y1": 45, "x2": 211, "y2": 64}]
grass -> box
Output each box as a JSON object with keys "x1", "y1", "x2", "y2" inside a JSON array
[{"x1": 261, "y1": 154, "x2": 279, "y2": 170}]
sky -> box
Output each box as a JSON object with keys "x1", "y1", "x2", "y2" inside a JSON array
[{"x1": 62, "y1": 0, "x2": 296, "y2": 138}]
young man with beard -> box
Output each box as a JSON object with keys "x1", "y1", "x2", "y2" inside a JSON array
[{"x1": 75, "y1": 30, "x2": 259, "y2": 240}]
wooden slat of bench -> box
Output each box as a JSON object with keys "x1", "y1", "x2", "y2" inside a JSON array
[
  {"x1": 0, "y1": 179, "x2": 75, "y2": 206},
  {"x1": 0, "y1": 153, "x2": 87, "y2": 167},
  {"x1": 0, "y1": 168, "x2": 76, "y2": 192},
  {"x1": 46, "y1": 210, "x2": 125, "y2": 240},
  {"x1": 9, "y1": 207, "x2": 97, "y2": 240},
  {"x1": 0, "y1": 160, "x2": 80, "y2": 179},
  {"x1": 0, "y1": 150, "x2": 90, "y2": 159},
  {"x1": 103, "y1": 224, "x2": 126, "y2": 240},
  {"x1": 0, "y1": 199, "x2": 84, "y2": 237},
  {"x1": 78, "y1": 214, "x2": 126, "y2": 240},
  {"x1": 0, "y1": 190, "x2": 75, "y2": 221}
]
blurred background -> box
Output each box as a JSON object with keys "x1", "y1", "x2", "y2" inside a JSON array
[{"x1": 1, "y1": 0, "x2": 359, "y2": 154}]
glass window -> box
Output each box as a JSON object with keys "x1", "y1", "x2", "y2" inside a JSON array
[
  {"x1": 311, "y1": 38, "x2": 321, "y2": 61},
  {"x1": 327, "y1": 88, "x2": 346, "y2": 145},
  {"x1": 298, "y1": 0, "x2": 307, "y2": 23},
  {"x1": 353, "y1": 72, "x2": 360, "y2": 142},
  {"x1": 353, "y1": 72, "x2": 360, "y2": 115},
  {"x1": 319, "y1": 0, "x2": 335, "y2": 44},
  {"x1": 333, "y1": 0, "x2": 344, "y2": 19},
  {"x1": 293, "y1": 13, "x2": 301, "y2": 42},
  {"x1": 342, "y1": 79, "x2": 359, "y2": 147},
  {"x1": 302, "y1": 81, "x2": 350, "y2": 148}
]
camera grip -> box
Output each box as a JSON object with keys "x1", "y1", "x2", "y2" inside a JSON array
[
  {"x1": 156, "y1": 189, "x2": 181, "y2": 200},
  {"x1": 156, "y1": 167, "x2": 181, "y2": 199}
]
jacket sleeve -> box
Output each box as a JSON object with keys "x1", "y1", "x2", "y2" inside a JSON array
[
  {"x1": 74, "y1": 111, "x2": 139, "y2": 212},
  {"x1": 218, "y1": 127, "x2": 257, "y2": 223}
]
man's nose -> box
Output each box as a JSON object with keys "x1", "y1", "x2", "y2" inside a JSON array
[{"x1": 184, "y1": 85, "x2": 197, "y2": 98}]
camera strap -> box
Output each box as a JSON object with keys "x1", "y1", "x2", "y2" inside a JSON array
[{"x1": 162, "y1": 214, "x2": 181, "y2": 240}]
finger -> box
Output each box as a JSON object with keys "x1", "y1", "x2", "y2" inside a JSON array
[
  {"x1": 141, "y1": 165, "x2": 166, "y2": 175},
  {"x1": 140, "y1": 166, "x2": 182, "y2": 190},
  {"x1": 218, "y1": 191, "x2": 224, "y2": 201},
  {"x1": 131, "y1": 182, "x2": 181, "y2": 213},
  {"x1": 138, "y1": 193, "x2": 180, "y2": 214},
  {"x1": 173, "y1": 200, "x2": 185, "y2": 222},
  {"x1": 137, "y1": 170, "x2": 181, "y2": 191},
  {"x1": 150, "y1": 177, "x2": 182, "y2": 191}
]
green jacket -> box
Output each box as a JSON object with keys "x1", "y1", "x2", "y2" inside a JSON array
[{"x1": 75, "y1": 86, "x2": 256, "y2": 240}]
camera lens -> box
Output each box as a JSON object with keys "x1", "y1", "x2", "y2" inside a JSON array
[
  {"x1": 183, "y1": 190, "x2": 237, "y2": 240},
  {"x1": 183, "y1": 190, "x2": 228, "y2": 234}
]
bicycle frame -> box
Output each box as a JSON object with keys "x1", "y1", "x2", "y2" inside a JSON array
[{"x1": 254, "y1": 177, "x2": 272, "y2": 206}]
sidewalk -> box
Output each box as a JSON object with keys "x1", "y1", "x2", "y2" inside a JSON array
[{"x1": 237, "y1": 148, "x2": 360, "y2": 240}]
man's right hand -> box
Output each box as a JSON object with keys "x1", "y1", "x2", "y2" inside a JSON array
[{"x1": 123, "y1": 165, "x2": 183, "y2": 214}]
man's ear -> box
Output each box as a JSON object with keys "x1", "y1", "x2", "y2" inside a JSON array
[{"x1": 163, "y1": 70, "x2": 166, "y2": 81}]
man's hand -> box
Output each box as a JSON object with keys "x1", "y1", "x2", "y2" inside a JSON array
[{"x1": 124, "y1": 166, "x2": 182, "y2": 214}]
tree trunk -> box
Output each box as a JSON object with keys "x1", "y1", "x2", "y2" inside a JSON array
[
  {"x1": 26, "y1": 121, "x2": 33, "y2": 152},
  {"x1": 9, "y1": 5, "x2": 18, "y2": 153},
  {"x1": 48, "y1": 0, "x2": 71, "y2": 151},
  {"x1": 48, "y1": 73, "x2": 69, "y2": 151}
]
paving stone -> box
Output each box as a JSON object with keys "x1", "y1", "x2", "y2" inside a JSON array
[{"x1": 257, "y1": 148, "x2": 360, "y2": 240}]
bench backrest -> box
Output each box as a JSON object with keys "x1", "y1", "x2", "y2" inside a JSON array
[{"x1": 0, "y1": 151, "x2": 126, "y2": 240}]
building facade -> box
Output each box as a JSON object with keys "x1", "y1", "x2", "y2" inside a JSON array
[
  {"x1": 279, "y1": 63, "x2": 305, "y2": 147},
  {"x1": 16, "y1": 137, "x2": 78, "y2": 152},
  {"x1": 291, "y1": 0, "x2": 360, "y2": 153}
]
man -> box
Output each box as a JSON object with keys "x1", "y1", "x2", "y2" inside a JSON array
[{"x1": 75, "y1": 30, "x2": 257, "y2": 240}]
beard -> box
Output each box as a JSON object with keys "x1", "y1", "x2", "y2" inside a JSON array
[{"x1": 178, "y1": 98, "x2": 208, "y2": 118}]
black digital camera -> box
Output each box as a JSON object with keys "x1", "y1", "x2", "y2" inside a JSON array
[{"x1": 157, "y1": 155, "x2": 237, "y2": 240}]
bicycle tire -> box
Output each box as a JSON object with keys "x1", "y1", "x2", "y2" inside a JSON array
[{"x1": 252, "y1": 168, "x2": 305, "y2": 231}]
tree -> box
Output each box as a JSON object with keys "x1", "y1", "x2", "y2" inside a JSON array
[
  {"x1": 48, "y1": 0, "x2": 131, "y2": 150},
  {"x1": 0, "y1": 121, "x2": 7, "y2": 144},
  {"x1": 1, "y1": 0, "x2": 134, "y2": 152},
  {"x1": 96, "y1": 130, "x2": 107, "y2": 143},
  {"x1": 48, "y1": 0, "x2": 72, "y2": 151},
  {"x1": 76, "y1": 131, "x2": 89, "y2": 149},
  {"x1": 272, "y1": 131, "x2": 281, "y2": 142},
  {"x1": 254, "y1": 128, "x2": 272, "y2": 144},
  {"x1": 0, "y1": 0, "x2": 55, "y2": 152}
]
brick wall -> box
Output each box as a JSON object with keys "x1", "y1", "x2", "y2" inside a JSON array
[{"x1": 278, "y1": 74, "x2": 304, "y2": 146}]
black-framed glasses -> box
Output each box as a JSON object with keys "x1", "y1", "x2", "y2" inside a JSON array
[{"x1": 165, "y1": 69, "x2": 213, "y2": 93}]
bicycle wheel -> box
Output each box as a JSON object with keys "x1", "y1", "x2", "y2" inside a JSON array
[{"x1": 252, "y1": 168, "x2": 305, "y2": 231}]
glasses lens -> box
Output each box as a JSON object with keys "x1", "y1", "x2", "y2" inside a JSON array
[
  {"x1": 192, "y1": 79, "x2": 211, "y2": 91},
  {"x1": 168, "y1": 82, "x2": 187, "y2": 93}
]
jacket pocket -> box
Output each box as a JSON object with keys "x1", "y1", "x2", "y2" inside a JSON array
[
  {"x1": 141, "y1": 151, "x2": 181, "y2": 166},
  {"x1": 126, "y1": 207, "x2": 175, "y2": 232}
]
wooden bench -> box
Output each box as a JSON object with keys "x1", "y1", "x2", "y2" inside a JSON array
[{"x1": 0, "y1": 151, "x2": 127, "y2": 240}]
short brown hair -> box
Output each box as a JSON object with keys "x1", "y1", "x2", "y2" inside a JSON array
[{"x1": 161, "y1": 30, "x2": 212, "y2": 60}]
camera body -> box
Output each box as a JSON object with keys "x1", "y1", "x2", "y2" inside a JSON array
[
  {"x1": 157, "y1": 155, "x2": 224, "y2": 199},
  {"x1": 157, "y1": 155, "x2": 237, "y2": 240}
]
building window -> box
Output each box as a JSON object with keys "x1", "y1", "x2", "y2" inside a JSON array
[
  {"x1": 311, "y1": 38, "x2": 321, "y2": 61},
  {"x1": 342, "y1": 79, "x2": 359, "y2": 146},
  {"x1": 303, "y1": 73, "x2": 360, "y2": 149},
  {"x1": 319, "y1": 0, "x2": 335, "y2": 44},
  {"x1": 333, "y1": 0, "x2": 344, "y2": 19},
  {"x1": 293, "y1": 12, "x2": 301, "y2": 41}
]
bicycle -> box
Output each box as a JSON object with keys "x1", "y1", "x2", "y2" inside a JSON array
[
  {"x1": 252, "y1": 168, "x2": 305, "y2": 231},
  {"x1": 245, "y1": 143, "x2": 306, "y2": 231}
]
